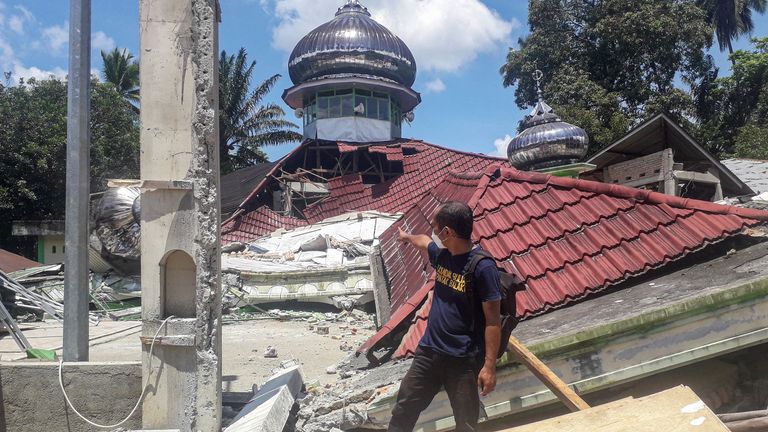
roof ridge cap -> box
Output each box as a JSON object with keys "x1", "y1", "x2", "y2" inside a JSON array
[
  {"x1": 416, "y1": 140, "x2": 508, "y2": 161},
  {"x1": 498, "y1": 167, "x2": 768, "y2": 222}
]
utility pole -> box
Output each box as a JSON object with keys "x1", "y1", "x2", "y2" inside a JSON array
[{"x1": 63, "y1": 0, "x2": 91, "y2": 362}]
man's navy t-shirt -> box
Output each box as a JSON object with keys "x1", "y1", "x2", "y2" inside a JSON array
[{"x1": 419, "y1": 242, "x2": 502, "y2": 358}]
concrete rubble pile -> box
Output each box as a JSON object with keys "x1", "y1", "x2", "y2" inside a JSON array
[
  {"x1": 221, "y1": 211, "x2": 399, "y2": 309},
  {"x1": 291, "y1": 359, "x2": 413, "y2": 432}
]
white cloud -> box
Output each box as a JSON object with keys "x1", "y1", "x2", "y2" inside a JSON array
[
  {"x1": 492, "y1": 134, "x2": 512, "y2": 157},
  {"x1": 261, "y1": 0, "x2": 518, "y2": 73},
  {"x1": 13, "y1": 64, "x2": 66, "y2": 81},
  {"x1": 8, "y1": 15, "x2": 21, "y2": 33},
  {"x1": 43, "y1": 24, "x2": 68, "y2": 53},
  {"x1": 7, "y1": 5, "x2": 33, "y2": 35},
  {"x1": 425, "y1": 78, "x2": 446, "y2": 93},
  {"x1": 91, "y1": 31, "x2": 115, "y2": 52},
  {"x1": 41, "y1": 25, "x2": 116, "y2": 55}
]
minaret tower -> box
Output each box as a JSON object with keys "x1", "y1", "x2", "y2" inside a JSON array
[{"x1": 282, "y1": 0, "x2": 421, "y2": 142}]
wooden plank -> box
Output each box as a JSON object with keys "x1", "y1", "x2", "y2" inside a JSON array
[
  {"x1": 507, "y1": 336, "x2": 590, "y2": 412},
  {"x1": 499, "y1": 386, "x2": 730, "y2": 432},
  {"x1": 726, "y1": 417, "x2": 768, "y2": 432}
]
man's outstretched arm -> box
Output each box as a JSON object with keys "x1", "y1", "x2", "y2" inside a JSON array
[{"x1": 398, "y1": 228, "x2": 432, "y2": 251}]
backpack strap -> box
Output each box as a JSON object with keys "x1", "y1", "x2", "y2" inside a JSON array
[
  {"x1": 462, "y1": 248, "x2": 496, "y2": 336},
  {"x1": 464, "y1": 249, "x2": 494, "y2": 277}
]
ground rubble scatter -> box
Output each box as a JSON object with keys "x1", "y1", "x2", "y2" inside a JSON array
[{"x1": 287, "y1": 358, "x2": 411, "y2": 432}]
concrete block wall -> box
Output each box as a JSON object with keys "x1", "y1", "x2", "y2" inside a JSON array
[{"x1": 0, "y1": 361, "x2": 141, "y2": 432}]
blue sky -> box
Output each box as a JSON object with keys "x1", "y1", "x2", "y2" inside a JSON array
[{"x1": 0, "y1": 0, "x2": 765, "y2": 161}]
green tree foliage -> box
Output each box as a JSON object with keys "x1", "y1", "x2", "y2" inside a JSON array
[
  {"x1": 101, "y1": 48, "x2": 140, "y2": 106},
  {"x1": 219, "y1": 48, "x2": 302, "y2": 174},
  {"x1": 697, "y1": 0, "x2": 767, "y2": 58},
  {"x1": 500, "y1": 0, "x2": 712, "y2": 154},
  {"x1": 693, "y1": 37, "x2": 768, "y2": 157},
  {"x1": 0, "y1": 78, "x2": 139, "y2": 251}
]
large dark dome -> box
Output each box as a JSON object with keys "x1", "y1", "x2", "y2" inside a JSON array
[{"x1": 288, "y1": 1, "x2": 417, "y2": 87}]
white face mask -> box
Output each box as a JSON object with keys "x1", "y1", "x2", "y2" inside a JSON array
[{"x1": 432, "y1": 227, "x2": 446, "y2": 248}]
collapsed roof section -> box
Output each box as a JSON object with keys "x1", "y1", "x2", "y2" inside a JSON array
[
  {"x1": 221, "y1": 139, "x2": 505, "y2": 244},
  {"x1": 360, "y1": 165, "x2": 768, "y2": 358}
]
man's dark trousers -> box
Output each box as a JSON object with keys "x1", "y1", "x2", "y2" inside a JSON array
[{"x1": 388, "y1": 346, "x2": 482, "y2": 432}]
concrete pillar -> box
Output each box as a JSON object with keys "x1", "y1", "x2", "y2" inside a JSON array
[{"x1": 139, "y1": 0, "x2": 222, "y2": 430}]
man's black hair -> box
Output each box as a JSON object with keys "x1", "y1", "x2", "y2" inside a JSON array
[{"x1": 434, "y1": 201, "x2": 473, "y2": 240}]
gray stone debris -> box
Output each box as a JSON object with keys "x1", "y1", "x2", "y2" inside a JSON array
[
  {"x1": 264, "y1": 346, "x2": 278, "y2": 358},
  {"x1": 294, "y1": 359, "x2": 412, "y2": 431}
]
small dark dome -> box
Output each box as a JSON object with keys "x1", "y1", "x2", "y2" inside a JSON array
[
  {"x1": 508, "y1": 97, "x2": 589, "y2": 170},
  {"x1": 288, "y1": 0, "x2": 417, "y2": 87}
]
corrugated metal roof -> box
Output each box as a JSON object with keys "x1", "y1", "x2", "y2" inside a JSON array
[
  {"x1": 359, "y1": 166, "x2": 768, "y2": 358},
  {"x1": 220, "y1": 163, "x2": 275, "y2": 217},
  {"x1": 722, "y1": 158, "x2": 768, "y2": 195}
]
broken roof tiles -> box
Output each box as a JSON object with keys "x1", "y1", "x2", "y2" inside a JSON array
[
  {"x1": 223, "y1": 140, "x2": 504, "y2": 242},
  {"x1": 360, "y1": 166, "x2": 768, "y2": 357},
  {"x1": 222, "y1": 206, "x2": 306, "y2": 244}
]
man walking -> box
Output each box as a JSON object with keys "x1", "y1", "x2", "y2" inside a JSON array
[{"x1": 388, "y1": 201, "x2": 502, "y2": 432}]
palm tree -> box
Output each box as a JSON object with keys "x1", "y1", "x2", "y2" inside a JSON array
[
  {"x1": 697, "y1": 0, "x2": 767, "y2": 62},
  {"x1": 101, "y1": 48, "x2": 140, "y2": 106},
  {"x1": 219, "y1": 48, "x2": 302, "y2": 174}
]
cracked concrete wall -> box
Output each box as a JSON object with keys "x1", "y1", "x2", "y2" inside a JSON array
[
  {"x1": 0, "y1": 362, "x2": 141, "y2": 432},
  {"x1": 139, "y1": 0, "x2": 221, "y2": 430}
]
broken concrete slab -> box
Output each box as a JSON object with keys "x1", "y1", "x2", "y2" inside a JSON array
[
  {"x1": 226, "y1": 386, "x2": 295, "y2": 432},
  {"x1": 227, "y1": 365, "x2": 306, "y2": 431}
]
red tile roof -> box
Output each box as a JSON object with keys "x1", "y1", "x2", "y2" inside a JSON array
[
  {"x1": 359, "y1": 165, "x2": 768, "y2": 358},
  {"x1": 0, "y1": 248, "x2": 39, "y2": 273},
  {"x1": 222, "y1": 140, "x2": 504, "y2": 242},
  {"x1": 221, "y1": 206, "x2": 306, "y2": 244},
  {"x1": 302, "y1": 141, "x2": 500, "y2": 223}
]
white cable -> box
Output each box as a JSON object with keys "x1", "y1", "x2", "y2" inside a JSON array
[{"x1": 58, "y1": 315, "x2": 175, "y2": 429}]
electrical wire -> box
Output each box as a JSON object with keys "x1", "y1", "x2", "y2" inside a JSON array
[{"x1": 58, "y1": 315, "x2": 175, "y2": 429}]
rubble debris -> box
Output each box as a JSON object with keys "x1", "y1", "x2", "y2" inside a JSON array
[
  {"x1": 222, "y1": 242, "x2": 247, "y2": 254},
  {"x1": 294, "y1": 360, "x2": 411, "y2": 431},
  {"x1": 316, "y1": 325, "x2": 330, "y2": 335},
  {"x1": 326, "y1": 365, "x2": 337, "y2": 375},
  {"x1": 226, "y1": 366, "x2": 305, "y2": 432},
  {"x1": 1, "y1": 268, "x2": 99, "y2": 325},
  {"x1": 264, "y1": 346, "x2": 278, "y2": 358}
]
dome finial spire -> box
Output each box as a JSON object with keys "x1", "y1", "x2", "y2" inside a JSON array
[
  {"x1": 337, "y1": 0, "x2": 370, "y2": 16},
  {"x1": 533, "y1": 69, "x2": 544, "y2": 103}
]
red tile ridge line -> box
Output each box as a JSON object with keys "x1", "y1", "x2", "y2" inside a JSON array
[
  {"x1": 416, "y1": 140, "x2": 509, "y2": 162},
  {"x1": 497, "y1": 167, "x2": 768, "y2": 221}
]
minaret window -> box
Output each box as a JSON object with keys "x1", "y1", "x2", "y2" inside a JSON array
[{"x1": 303, "y1": 88, "x2": 400, "y2": 126}]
